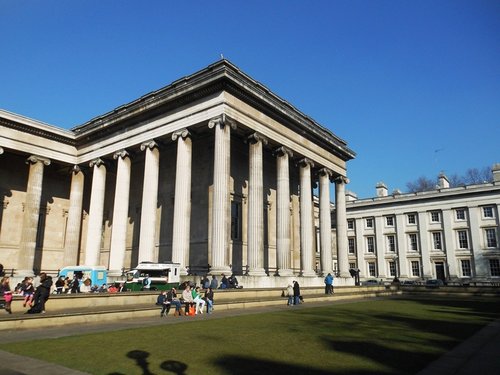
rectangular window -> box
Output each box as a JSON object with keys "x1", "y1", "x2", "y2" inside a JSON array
[
  {"x1": 483, "y1": 206, "x2": 494, "y2": 218},
  {"x1": 411, "y1": 261, "x2": 420, "y2": 277},
  {"x1": 457, "y1": 230, "x2": 469, "y2": 249},
  {"x1": 389, "y1": 261, "x2": 396, "y2": 277},
  {"x1": 368, "y1": 262, "x2": 376, "y2": 277},
  {"x1": 432, "y1": 232, "x2": 442, "y2": 250},
  {"x1": 387, "y1": 235, "x2": 396, "y2": 252},
  {"x1": 430, "y1": 211, "x2": 440, "y2": 223},
  {"x1": 409, "y1": 233, "x2": 418, "y2": 251},
  {"x1": 407, "y1": 213, "x2": 416, "y2": 225},
  {"x1": 485, "y1": 228, "x2": 498, "y2": 248},
  {"x1": 490, "y1": 259, "x2": 500, "y2": 277},
  {"x1": 231, "y1": 201, "x2": 241, "y2": 240},
  {"x1": 347, "y1": 219, "x2": 354, "y2": 230},
  {"x1": 456, "y1": 209, "x2": 466, "y2": 221},
  {"x1": 348, "y1": 238, "x2": 355, "y2": 254},
  {"x1": 461, "y1": 260, "x2": 471, "y2": 277},
  {"x1": 366, "y1": 218, "x2": 373, "y2": 228},
  {"x1": 385, "y1": 216, "x2": 394, "y2": 227},
  {"x1": 349, "y1": 262, "x2": 356, "y2": 270},
  {"x1": 367, "y1": 237, "x2": 375, "y2": 253}
]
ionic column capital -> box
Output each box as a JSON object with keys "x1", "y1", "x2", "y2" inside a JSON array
[
  {"x1": 172, "y1": 128, "x2": 191, "y2": 141},
  {"x1": 113, "y1": 149, "x2": 130, "y2": 160},
  {"x1": 140, "y1": 140, "x2": 158, "y2": 151},
  {"x1": 247, "y1": 132, "x2": 268, "y2": 146},
  {"x1": 71, "y1": 165, "x2": 81, "y2": 174},
  {"x1": 274, "y1": 146, "x2": 293, "y2": 158},
  {"x1": 89, "y1": 158, "x2": 105, "y2": 168},
  {"x1": 334, "y1": 175, "x2": 350, "y2": 185},
  {"x1": 208, "y1": 114, "x2": 236, "y2": 130},
  {"x1": 26, "y1": 155, "x2": 51, "y2": 166},
  {"x1": 297, "y1": 157, "x2": 314, "y2": 169},
  {"x1": 318, "y1": 167, "x2": 333, "y2": 177}
]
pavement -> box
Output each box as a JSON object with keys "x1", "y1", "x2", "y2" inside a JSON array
[{"x1": 0, "y1": 298, "x2": 499, "y2": 375}]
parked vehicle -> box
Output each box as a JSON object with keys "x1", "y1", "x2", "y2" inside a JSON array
[
  {"x1": 58, "y1": 266, "x2": 108, "y2": 287},
  {"x1": 124, "y1": 262, "x2": 180, "y2": 291},
  {"x1": 362, "y1": 279, "x2": 379, "y2": 286},
  {"x1": 425, "y1": 279, "x2": 444, "y2": 288}
]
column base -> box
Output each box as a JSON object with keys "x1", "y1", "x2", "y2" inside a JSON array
[
  {"x1": 339, "y1": 271, "x2": 351, "y2": 278},
  {"x1": 15, "y1": 269, "x2": 35, "y2": 277},
  {"x1": 247, "y1": 268, "x2": 267, "y2": 277},
  {"x1": 276, "y1": 269, "x2": 294, "y2": 277},
  {"x1": 301, "y1": 270, "x2": 317, "y2": 277},
  {"x1": 209, "y1": 266, "x2": 232, "y2": 275}
]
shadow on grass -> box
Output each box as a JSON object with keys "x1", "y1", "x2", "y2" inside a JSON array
[
  {"x1": 108, "y1": 350, "x2": 188, "y2": 375},
  {"x1": 214, "y1": 354, "x2": 387, "y2": 375}
]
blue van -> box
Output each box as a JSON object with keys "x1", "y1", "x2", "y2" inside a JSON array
[{"x1": 58, "y1": 266, "x2": 108, "y2": 287}]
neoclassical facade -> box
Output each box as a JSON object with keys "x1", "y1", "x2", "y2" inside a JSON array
[
  {"x1": 343, "y1": 169, "x2": 500, "y2": 283},
  {"x1": 0, "y1": 60, "x2": 355, "y2": 287}
]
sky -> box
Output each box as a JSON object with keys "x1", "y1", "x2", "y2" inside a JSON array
[{"x1": 1, "y1": 1, "x2": 499, "y2": 198}]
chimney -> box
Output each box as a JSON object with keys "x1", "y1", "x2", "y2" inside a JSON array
[
  {"x1": 493, "y1": 164, "x2": 500, "y2": 183},
  {"x1": 345, "y1": 190, "x2": 358, "y2": 201},
  {"x1": 376, "y1": 182, "x2": 388, "y2": 197},
  {"x1": 438, "y1": 172, "x2": 450, "y2": 189}
]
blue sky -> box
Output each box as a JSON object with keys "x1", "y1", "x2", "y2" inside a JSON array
[{"x1": 1, "y1": 1, "x2": 499, "y2": 198}]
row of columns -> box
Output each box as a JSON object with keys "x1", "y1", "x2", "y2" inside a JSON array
[{"x1": 1, "y1": 114, "x2": 349, "y2": 278}]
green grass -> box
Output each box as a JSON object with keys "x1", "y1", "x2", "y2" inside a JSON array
[{"x1": 1, "y1": 297, "x2": 498, "y2": 375}]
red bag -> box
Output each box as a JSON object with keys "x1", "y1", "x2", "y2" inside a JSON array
[
  {"x1": 188, "y1": 305, "x2": 195, "y2": 316},
  {"x1": 4, "y1": 292, "x2": 12, "y2": 303}
]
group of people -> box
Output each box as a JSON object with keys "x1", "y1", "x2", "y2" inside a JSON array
[
  {"x1": 0, "y1": 273, "x2": 54, "y2": 314},
  {"x1": 286, "y1": 281, "x2": 302, "y2": 306},
  {"x1": 200, "y1": 274, "x2": 240, "y2": 290},
  {"x1": 156, "y1": 284, "x2": 215, "y2": 317}
]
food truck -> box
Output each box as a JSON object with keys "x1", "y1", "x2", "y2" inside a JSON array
[
  {"x1": 58, "y1": 266, "x2": 108, "y2": 287},
  {"x1": 124, "y1": 262, "x2": 181, "y2": 291}
]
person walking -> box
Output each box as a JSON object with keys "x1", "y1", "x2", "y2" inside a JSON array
[
  {"x1": 324, "y1": 273, "x2": 334, "y2": 294},
  {"x1": 286, "y1": 284, "x2": 294, "y2": 306},
  {"x1": 293, "y1": 281, "x2": 301, "y2": 305}
]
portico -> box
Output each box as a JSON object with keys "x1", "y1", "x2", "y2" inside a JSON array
[{"x1": 0, "y1": 60, "x2": 356, "y2": 287}]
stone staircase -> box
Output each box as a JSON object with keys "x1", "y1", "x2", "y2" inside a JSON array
[{"x1": 0, "y1": 286, "x2": 399, "y2": 331}]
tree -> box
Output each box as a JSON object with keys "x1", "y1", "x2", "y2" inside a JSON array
[
  {"x1": 463, "y1": 167, "x2": 493, "y2": 185},
  {"x1": 406, "y1": 176, "x2": 436, "y2": 193}
]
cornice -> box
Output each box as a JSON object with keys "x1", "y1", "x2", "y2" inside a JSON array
[{"x1": 0, "y1": 116, "x2": 76, "y2": 146}]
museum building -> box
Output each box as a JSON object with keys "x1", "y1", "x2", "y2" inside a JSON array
[{"x1": 0, "y1": 60, "x2": 356, "y2": 288}]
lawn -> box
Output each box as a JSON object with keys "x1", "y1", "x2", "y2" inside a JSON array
[{"x1": 1, "y1": 297, "x2": 498, "y2": 375}]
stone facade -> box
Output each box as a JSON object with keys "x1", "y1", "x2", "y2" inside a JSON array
[{"x1": 0, "y1": 60, "x2": 355, "y2": 288}]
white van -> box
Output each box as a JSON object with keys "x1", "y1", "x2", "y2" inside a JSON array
[{"x1": 124, "y1": 262, "x2": 180, "y2": 291}]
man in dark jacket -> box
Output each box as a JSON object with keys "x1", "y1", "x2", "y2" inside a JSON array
[
  {"x1": 27, "y1": 273, "x2": 53, "y2": 314},
  {"x1": 293, "y1": 281, "x2": 301, "y2": 305}
]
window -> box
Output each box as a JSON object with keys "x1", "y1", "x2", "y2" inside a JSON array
[
  {"x1": 409, "y1": 233, "x2": 418, "y2": 251},
  {"x1": 231, "y1": 201, "x2": 241, "y2": 240},
  {"x1": 456, "y1": 209, "x2": 466, "y2": 221},
  {"x1": 411, "y1": 261, "x2": 420, "y2": 277},
  {"x1": 367, "y1": 237, "x2": 375, "y2": 253},
  {"x1": 485, "y1": 228, "x2": 498, "y2": 248},
  {"x1": 368, "y1": 262, "x2": 376, "y2": 277},
  {"x1": 457, "y1": 230, "x2": 469, "y2": 249},
  {"x1": 348, "y1": 238, "x2": 356, "y2": 254},
  {"x1": 349, "y1": 262, "x2": 356, "y2": 270},
  {"x1": 490, "y1": 259, "x2": 500, "y2": 277},
  {"x1": 387, "y1": 235, "x2": 396, "y2": 252},
  {"x1": 483, "y1": 206, "x2": 494, "y2": 218},
  {"x1": 430, "y1": 211, "x2": 440, "y2": 223},
  {"x1": 389, "y1": 261, "x2": 396, "y2": 277},
  {"x1": 432, "y1": 232, "x2": 442, "y2": 250},
  {"x1": 347, "y1": 219, "x2": 354, "y2": 230},
  {"x1": 385, "y1": 216, "x2": 394, "y2": 227},
  {"x1": 366, "y1": 218, "x2": 373, "y2": 228},
  {"x1": 461, "y1": 260, "x2": 471, "y2": 277},
  {"x1": 407, "y1": 213, "x2": 416, "y2": 225}
]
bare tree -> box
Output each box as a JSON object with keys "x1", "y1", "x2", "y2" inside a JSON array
[
  {"x1": 406, "y1": 176, "x2": 436, "y2": 193},
  {"x1": 463, "y1": 167, "x2": 493, "y2": 184},
  {"x1": 405, "y1": 166, "x2": 493, "y2": 192},
  {"x1": 448, "y1": 173, "x2": 465, "y2": 188}
]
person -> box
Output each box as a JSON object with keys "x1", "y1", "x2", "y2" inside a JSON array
[
  {"x1": 286, "y1": 284, "x2": 294, "y2": 306},
  {"x1": 69, "y1": 275, "x2": 80, "y2": 293},
  {"x1": 157, "y1": 291, "x2": 170, "y2": 317},
  {"x1": 293, "y1": 281, "x2": 301, "y2": 305},
  {"x1": 55, "y1": 276, "x2": 65, "y2": 294},
  {"x1": 220, "y1": 274, "x2": 228, "y2": 289},
  {"x1": 27, "y1": 273, "x2": 53, "y2": 314},
  {"x1": 142, "y1": 274, "x2": 151, "y2": 291},
  {"x1": 191, "y1": 286, "x2": 205, "y2": 314},
  {"x1": 324, "y1": 273, "x2": 334, "y2": 295},
  {"x1": 0, "y1": 264, "x2": 4, "y2": 277},
  {"x1": 0, "y1": 276, "x2": 13, "y2": 314},
  {"x1": 202, "y1": 275, "x2": 210, "y2": 289},
  {"x1": 168, "y1": 287, "x2": 183, "y2": 316},
  {"x1": 204, "y1": 287, "x2": 214, "y2": 313},
  {"x1": 209, "y1": 275, "x2": 218, "y2": 290},
  {"x1": 228, "y1": 274, "x2": 239, "y2": 288},
  {"x1": 182, "y1": 284, "x2": 194, "y2": 314},
  {"x1": 80, "y1": 278, "x2": 92, "y2": 293},
  {"x1": 108, "y1": 284, "x2": 119, "y2": 293},
  {"x1": 21, "y1": 277, "x2": 35, "y2": 307}
]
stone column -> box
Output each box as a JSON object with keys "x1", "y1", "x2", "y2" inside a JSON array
[
  {"x1": 247, "y1": 133, "x2": 267, "y2": 276},
  {"x1": 335, "y1": 176, "x2": 350, "y2": 277},
  {"x1": 138, "y1": 141, "x2": 160, "y2": 263},
  {"x1": 109, "y1": 150, "x2": 131, "y2": 275},
  {"x1": 298, "y1": 158, "x2": 316, "y2": 276},
  {"x1": 85, "y1": 158, "x2": 106, "y2": 266},
  {"x1": 208, "y1": 114, "x2": 235, "y2": 274},
  {"x1": 319, "y1": 168, "x2": 333, "y2": 276},
  {"x1": 63, "y1": 166, "x2": 84, "y2": 266},
  {"x1": 172, "y1": 129, "x2": 192, "y2": 275},
  {"x1": 275, "y1": 146, "x2": 293, "y2": 276},
  {"x1": 17, "y1": 155, "x2": 50, "y2": 275}
]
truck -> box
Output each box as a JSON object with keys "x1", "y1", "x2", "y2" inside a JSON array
[
  {"x1": 58, "y1": 266, "x2": 108, "y2": 287},
  {"x1": 124, "y1": 261, "x2": 181, "y2": 291}
]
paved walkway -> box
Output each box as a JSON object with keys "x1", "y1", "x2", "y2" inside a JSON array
[{"x1": 0, "y1": 299, "x2": 499, "y2": 375}]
